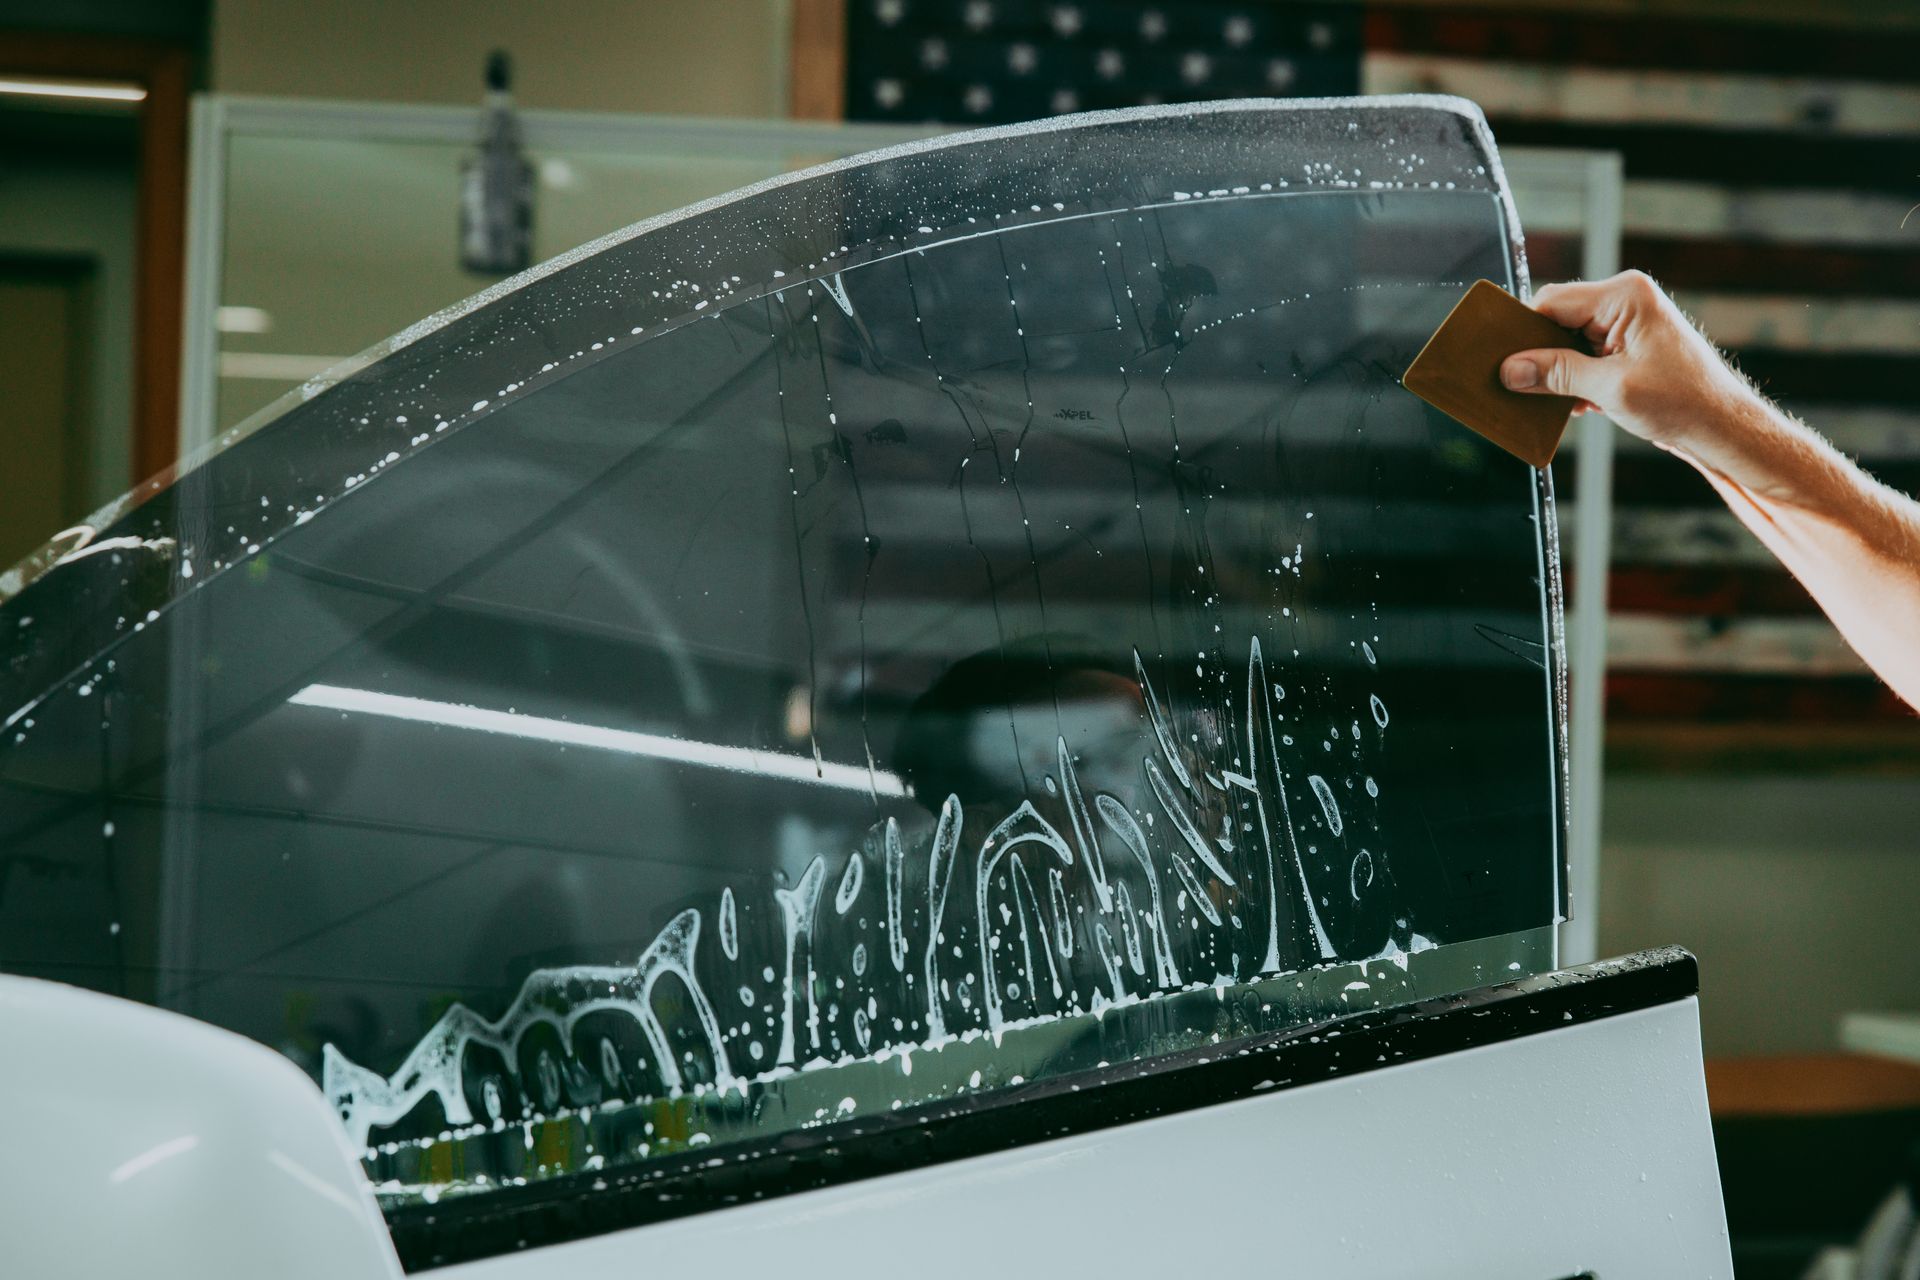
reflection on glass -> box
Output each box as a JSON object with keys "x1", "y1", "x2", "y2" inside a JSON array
[
  {"x1": 0, "y1": 100, "x2": 1563, "y2": 1208},
  {"x1": 214, "y1": 131, "x2": 924, "y2": 431}
]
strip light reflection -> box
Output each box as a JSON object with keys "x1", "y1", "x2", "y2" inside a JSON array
[
  {"x1": 288, "y1": 684, "x2": 908, "y2": 797},
  {"x1": 0, "y1": 76, "x2": 147, "y2": 103},
  {"x1": 109, "y1": 1134, "x2": 199, "y2": 1184}
]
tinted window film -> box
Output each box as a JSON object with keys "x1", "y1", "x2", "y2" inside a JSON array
[{"x1": 0, "y1": 99, "x2": 1563, "y2": 1212}]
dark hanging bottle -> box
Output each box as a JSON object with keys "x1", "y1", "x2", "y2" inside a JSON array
[{"x1": 459, "y1": 49, "x2": 534, "y2": 275}]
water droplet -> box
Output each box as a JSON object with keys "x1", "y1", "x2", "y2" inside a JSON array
[
  {"x1": 1308, "y1": 775, "x2": 1343, "y2": 836},
  {"x1": 1350, "y1": 850, "x2": 1374, "y2": 899}
]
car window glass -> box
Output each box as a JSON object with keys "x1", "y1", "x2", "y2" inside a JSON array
[{"x1": 0, "y1": 99, "x2": 1563, "y2": 1214}]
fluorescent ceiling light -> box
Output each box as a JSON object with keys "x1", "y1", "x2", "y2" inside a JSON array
[
  {"x1": 0, "y1": 76, "x2": 146, "y2": 104},
  {"x1": 218, "y1": 352, "x2": 345, "y2": 381},
  {"x1": 215, "y1": 305, "x2": 273, "y2": 334},
  {"x1": 289, "y1": 684, "x2": 908, "y2": 797}
]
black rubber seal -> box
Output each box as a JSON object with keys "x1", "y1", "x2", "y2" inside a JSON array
[{"x1": 390, "y1": 946, "x2": 1698, "y2": 1270}]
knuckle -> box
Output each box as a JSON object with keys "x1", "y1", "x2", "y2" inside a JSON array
[{"x1": 1543, "y1": 356, "x2": 1577, "y2": 396}]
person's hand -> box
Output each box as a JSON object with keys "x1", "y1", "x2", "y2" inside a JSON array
[
  {"x1": 1502, "y1": 278, "x2": 1920, "y2": 714},
  {"x1": 1499, "y1": 270, "x2": 1758, "y2": 452}
]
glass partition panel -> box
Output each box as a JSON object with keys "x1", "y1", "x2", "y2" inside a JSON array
[{"x1": 0, "y1": 97, "x2": 1564, "y2": 1212}]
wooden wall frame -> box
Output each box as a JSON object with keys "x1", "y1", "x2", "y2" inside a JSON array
[
  {"x1": 789, "y1": 0, "x2": 847, "y2": 120},
  {"x1": 0, "y1": 31, "x2": 192, "y2": 488}
]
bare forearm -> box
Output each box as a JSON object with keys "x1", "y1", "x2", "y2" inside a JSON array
[{"x1": 1668, "y1": 396, "x2": 1920, "y2": 710}]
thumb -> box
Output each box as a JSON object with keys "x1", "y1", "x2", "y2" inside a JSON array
[{"x1": 1501, "y1": 348, "x2": 1615, "y2": 404}]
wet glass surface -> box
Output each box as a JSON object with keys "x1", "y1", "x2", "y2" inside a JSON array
[{"x1": 0, "y1": 99, "x2": 1563, "y2": 1206}]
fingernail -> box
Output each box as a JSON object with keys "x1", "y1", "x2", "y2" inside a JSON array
[{"x1": 1502, "y1": 358, "x2": 1538, "y2": 390}]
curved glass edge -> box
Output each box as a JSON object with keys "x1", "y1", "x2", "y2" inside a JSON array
[
  {"x1": 198, "y1": 92, "x2": 1507, "y2": 499},
  {"x1": 364, "y1": 926, "x2": 1554, "y2": 1207},
  {"x1": 1535, "y1": 455, "x2": 1572, "y2": 925},
  {"x1": 0, "y1": 94, "x2": 1501, "y2": 620}
]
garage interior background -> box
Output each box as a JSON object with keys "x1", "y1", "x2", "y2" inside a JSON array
[{"x1": 1, "y1": 0, "x2": 1916, "y2": 1271}]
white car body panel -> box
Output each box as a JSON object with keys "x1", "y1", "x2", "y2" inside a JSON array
[
  {"x1": 2, "y1": 970, "x2": 1728, "y2": 1278},
  {"x1": 0, "y1": 976, "x2": 402, "y2": 1280},
  {"x1": 447, "y1": 997, "x2": 1730, "y2": 1280}
]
